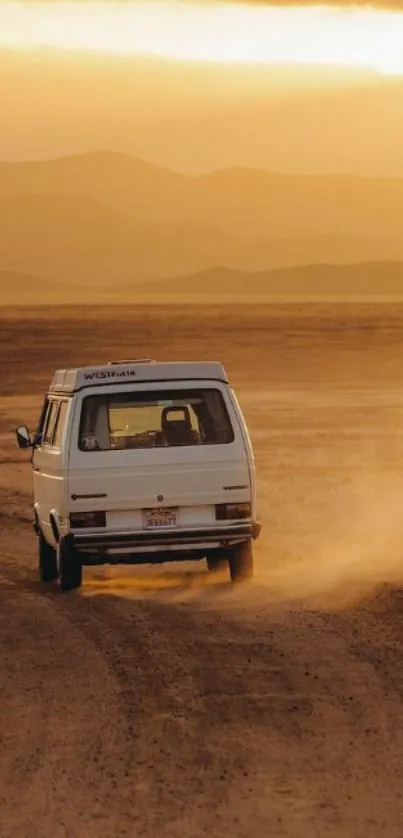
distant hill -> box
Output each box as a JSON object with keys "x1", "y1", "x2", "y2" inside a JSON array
[
  {"x1": 3, "y1": 262, "x2": 403, "y2": 305},
  {"x1": 130, "y1": 262, "x2": 403, "y2": 301},
  {"x1": 0, "y1": 270, "x2": 108, "y2": 304},
  {"x1": 2, "y1": 151, "x2": 403, "y2": 238},
  {"x1": 0, "y1": 192, "x2": 230, "y2": 283},
  {"x1": 1, "y1": 152, "x2": 403, "y2": 284},
  {"x1": 0, "y1": 270, "x2": 61, "y2": 295},
  {"x1": 191, "y1": 167, "x2": 403, "y2": 238}
]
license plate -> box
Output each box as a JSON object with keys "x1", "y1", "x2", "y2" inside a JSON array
[{"x1": 143, "y1": 508, "x2": 178, "y2": 530}]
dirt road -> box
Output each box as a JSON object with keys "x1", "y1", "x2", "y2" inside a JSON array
[{"x1": 2, "y1": 304, "x2": 403, "y2": 837}]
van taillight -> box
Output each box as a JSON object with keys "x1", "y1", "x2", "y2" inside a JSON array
[
  {"x1": 215, "y1": 503, "x2": 251, "y2": 521},
  {"x1": 70, "y1": 511, "x2": 106, "y2": 528}
]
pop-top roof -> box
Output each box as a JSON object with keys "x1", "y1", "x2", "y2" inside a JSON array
[{"x1": 49, "y1": 360, "x2": 229, "y2": 394}]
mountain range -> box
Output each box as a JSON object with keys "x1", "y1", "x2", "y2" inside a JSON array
[
  {"x1": 1, "y1": 151, "x2": 403, "y2": 288},
  {"x1": 3, "y1": 262, "x2": 403, "y2": 305},
  {"x1": 135, "y1": 262, "x2": 403, "y2": 300}
]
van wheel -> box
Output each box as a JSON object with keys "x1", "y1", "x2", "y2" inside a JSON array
[
  {"x1": 229, "y1": 540, "x2": 254, "y2": 583},
  {"x1": 38, "y1": 533, "x2": 59, "y2": 583},
  {"x1": 58, "y1": 538, "x2": 82, "y2": 591}
]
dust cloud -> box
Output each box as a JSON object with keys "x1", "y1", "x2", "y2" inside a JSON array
[
  {"x1": 79, "y1": 470, "x2": 403, "y2": 611},
  {"x1": 255, "y1": 470, "x2": 403, "y2": 609}
]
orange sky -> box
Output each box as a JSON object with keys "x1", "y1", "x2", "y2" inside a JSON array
[
  {"x1": 1, "y1": 2, "x2": 403, "y2": 174},
  {"x1": 2, "y1": 3, "x2": 403, "y2": 73}
]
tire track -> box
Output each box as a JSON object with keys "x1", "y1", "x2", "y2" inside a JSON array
[{"x1": 3, "y1": 526, "x2": 403, "y2": 836}]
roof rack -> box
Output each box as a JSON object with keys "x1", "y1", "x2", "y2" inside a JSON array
[{"x1": 107, "y1": 359, "x2": 155, "y2": 365}]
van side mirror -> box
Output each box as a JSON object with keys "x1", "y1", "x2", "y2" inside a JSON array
[{"x1": 15, "y1": 425, "x2": 32, "y2": 449}]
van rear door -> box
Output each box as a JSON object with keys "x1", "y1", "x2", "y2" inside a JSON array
[{"x1": 67, "y1": 381, "x2": 252, "y2": 531}]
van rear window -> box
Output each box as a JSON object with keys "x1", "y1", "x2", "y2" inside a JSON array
[{"x1": 79, "y1": 388, "x2": 234, "y2": 451}]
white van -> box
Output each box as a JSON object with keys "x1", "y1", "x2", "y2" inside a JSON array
[{"x1": 16, "y1": 360, "x2": 260, "y2": 591}]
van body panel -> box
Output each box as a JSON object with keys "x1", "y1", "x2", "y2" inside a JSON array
[
  {"x1": 24, "y1": 363, "x2": 259, "y2": 565},
  {"x1": 66, "y1": 380, "x2": 254, "y2": 535},
  {"x1": 32, "y1": 398, "x2": 72, "y2": 546},
  {"x1": 68, "y1": 459, "x2": 250, "y2": 513}
]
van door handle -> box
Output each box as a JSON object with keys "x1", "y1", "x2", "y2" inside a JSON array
[{"x1": 33, "y1": 467, "x2": 41, "y2": 473}]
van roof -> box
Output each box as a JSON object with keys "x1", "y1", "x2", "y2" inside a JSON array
[{"x1": 49, "y1": 361, "x2": 229, "y2": 394}]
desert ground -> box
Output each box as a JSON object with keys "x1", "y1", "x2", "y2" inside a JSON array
[{"x1": 2, "y1": 303, "x2": 403, "y2": 838}]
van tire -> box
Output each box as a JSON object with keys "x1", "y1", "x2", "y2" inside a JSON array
[
  {"x1": 228, "y1": 540, "x2": 254, "y2": 583},
  {"x1": 38, "y1": 533, "x2": 59, "y2": 583},
  {"x1": 58, "y1": 538, "x2": 82, "y2": 591}
]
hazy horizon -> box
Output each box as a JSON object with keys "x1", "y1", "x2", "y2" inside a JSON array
[
  {"x1": 2, "y1": 1, "x2": 403, "y2": 173},
  {"x1": 3, "y1": 57, "x2": 403, "y2": 175},
  {"x1": 4, "y1": 145, "x2": 403, "y2": 179},
  {"x1": 1, "y1": 1, "x2": 403, "y2": 298}
]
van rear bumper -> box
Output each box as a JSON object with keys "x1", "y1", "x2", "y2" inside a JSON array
[{"x1": 71, "y1": 521, "x2": 261, "y2": 553}]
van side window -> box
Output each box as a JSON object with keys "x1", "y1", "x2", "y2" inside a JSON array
[
  {"x1": 53, "y1": 401, "x2": 69, "y2": 449},
  {"x1": 37, "y1": 398, "x2": 49, "y2": 433},
  {"x1": 34, "y1": 397, "x2": 50, "y2": 445},
  {"x1": 42, "y1": 400, "x2": 60, "y2": 446}
]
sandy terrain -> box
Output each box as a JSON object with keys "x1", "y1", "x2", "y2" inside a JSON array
[{"x1": 2, "y1": 303, "x2": 403, "y2": 837}]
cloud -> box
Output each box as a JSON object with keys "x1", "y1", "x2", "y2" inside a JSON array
[
  {"x1": 6, "y1": 0, "x2": 403, "y2": 6},
  {"x1": 2, "y1": 1, "x2": 402, "y2": 75},
  {"x1": 201, "y1": 0, "x2": 403, "y2": 6},
  {"x1": 176, "y1": 0, "x2": 403, "y2": 8},
  {"x1": 4, "y1": 0, "x2": 403, "y2": 8},
  {"x1": 113, "y1": 0, "x2": 403, "y2": 7}
]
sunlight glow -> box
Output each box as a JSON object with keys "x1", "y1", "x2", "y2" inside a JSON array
[{"x1": 0, "y1": 2, "x2": 403, "y2": 75}]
